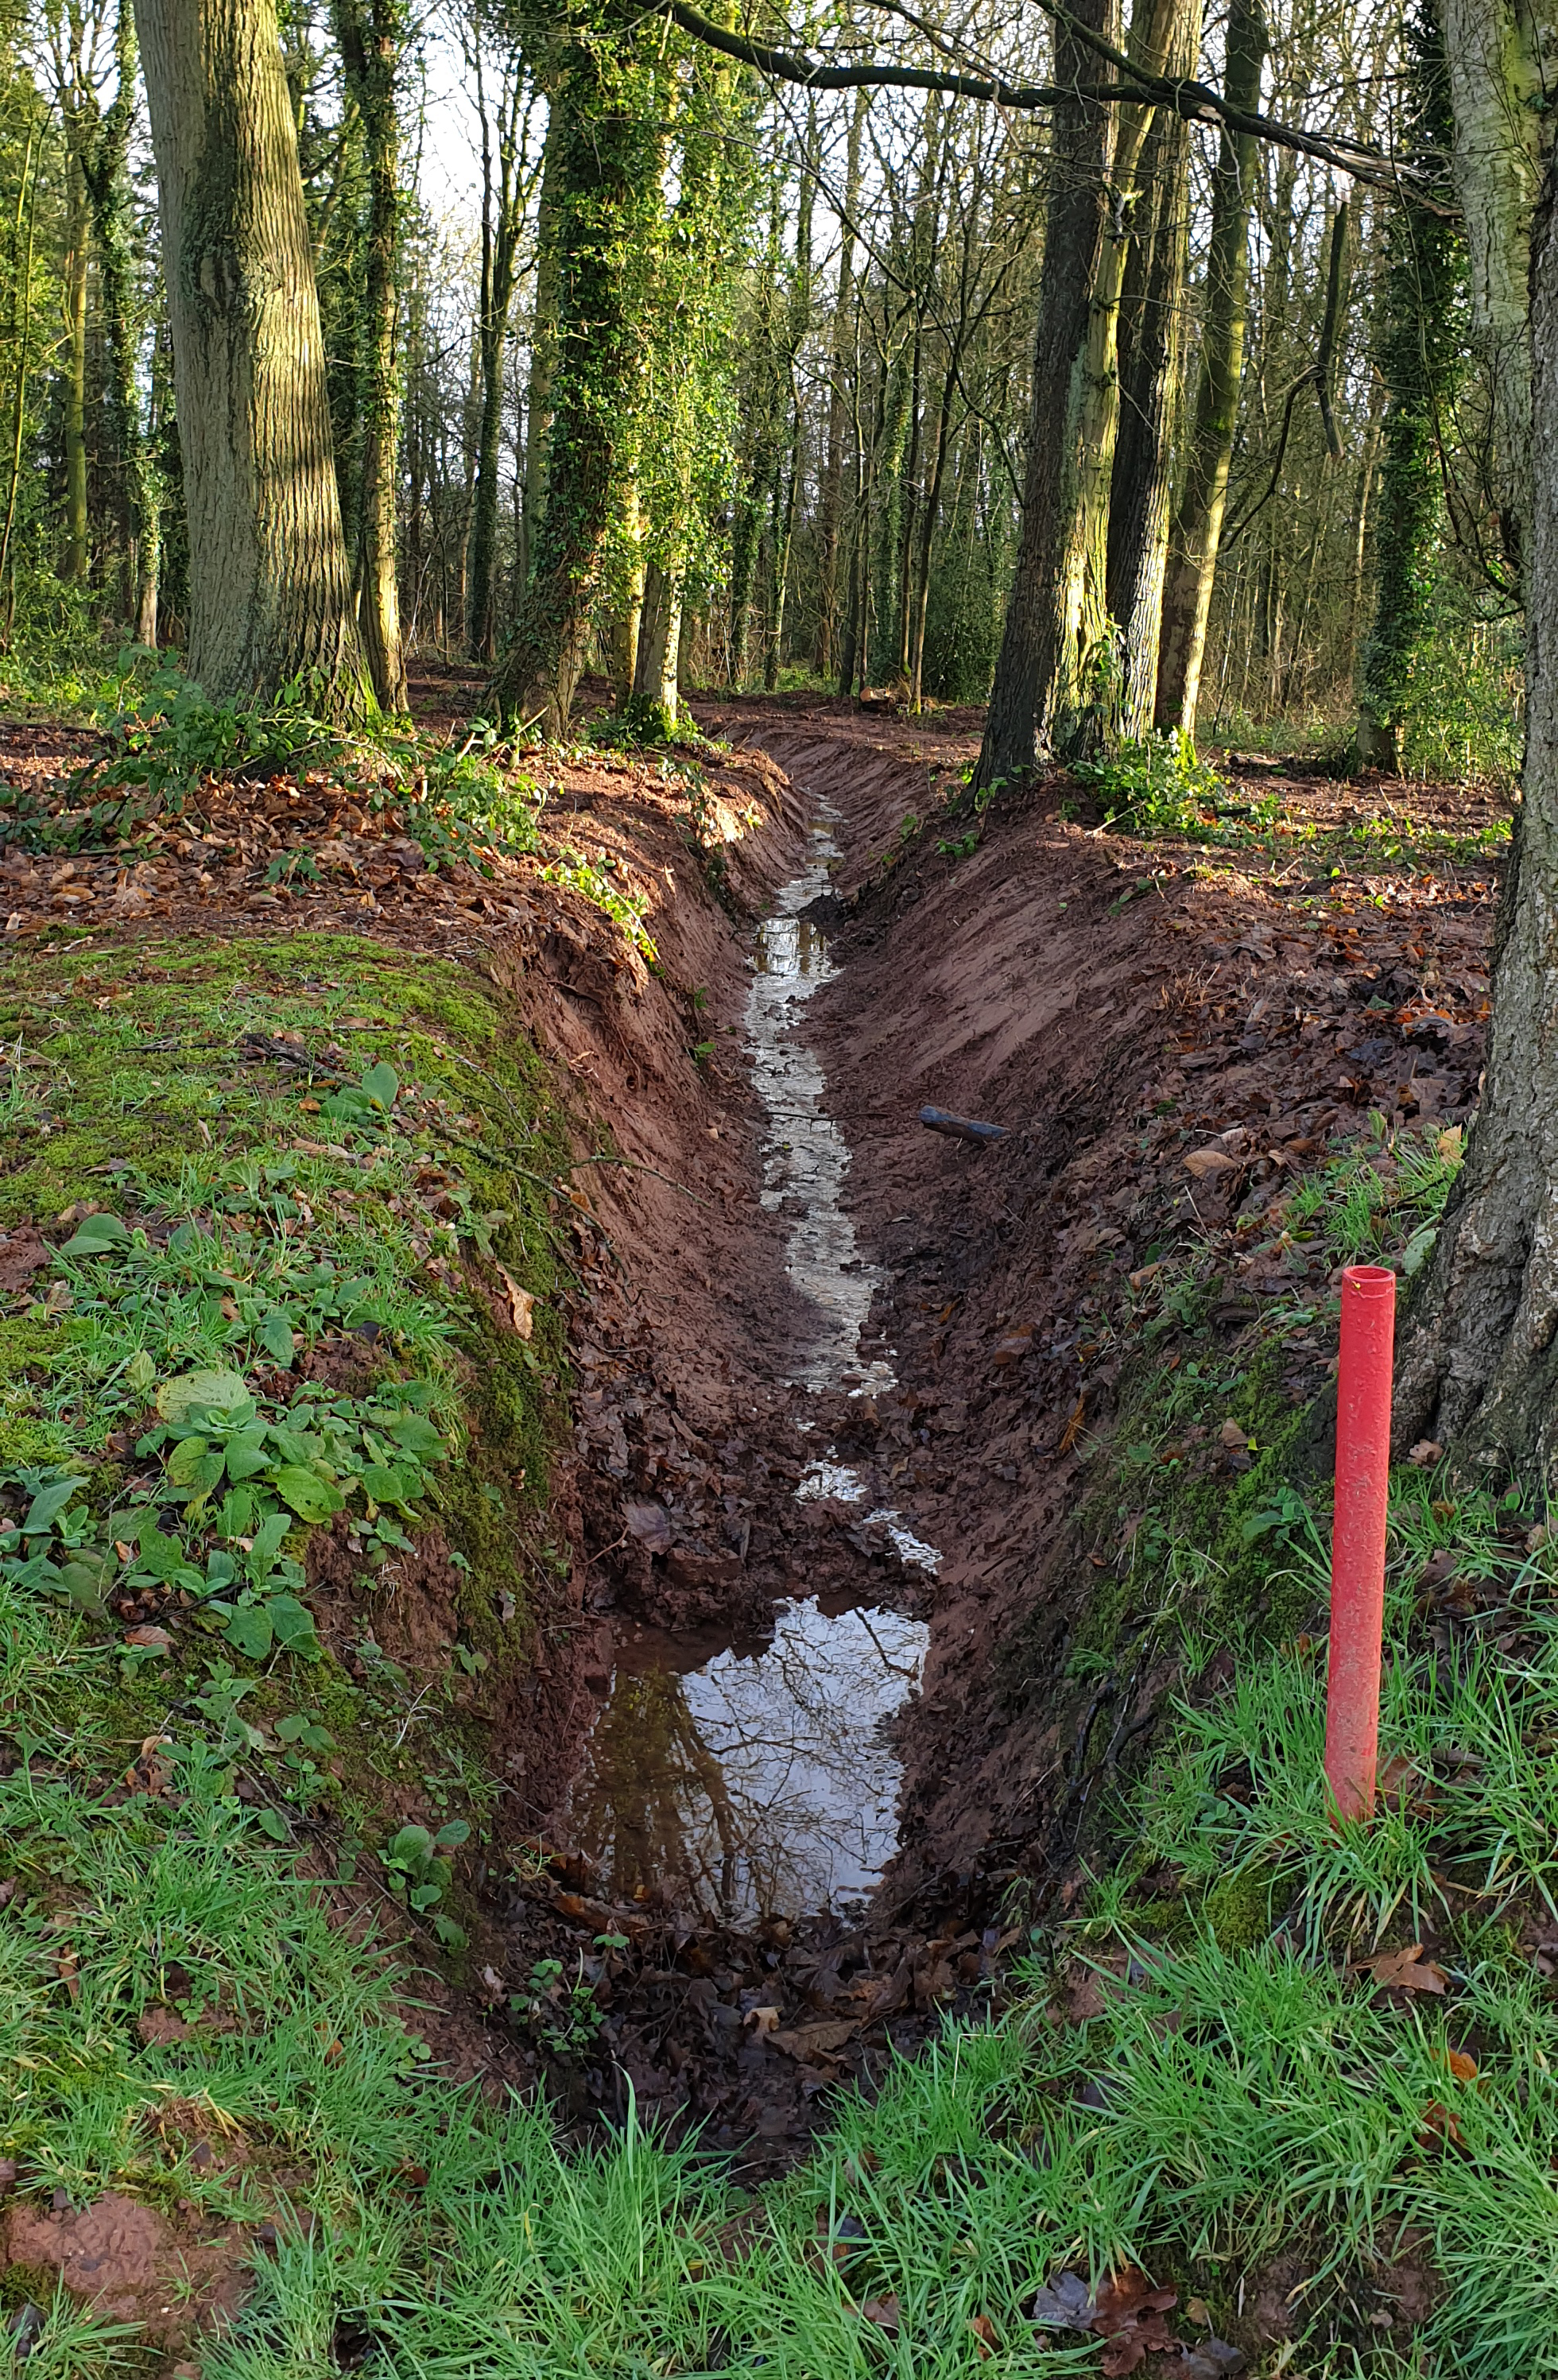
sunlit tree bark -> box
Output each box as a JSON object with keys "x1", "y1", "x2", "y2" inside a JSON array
[
  {"x1": 1396, "y1": 148, "x2": 1558, "y2": 1482},
  {"x1": 134, "y1": 0, "x2": 369, "y2": 708},
  {"x1": 1153, "y1": 0, "x2": 1265, "y2": 737}
]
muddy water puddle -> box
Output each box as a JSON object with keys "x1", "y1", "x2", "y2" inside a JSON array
[{"x1": 562, "y1": 811, "x2": 940, "y2": 1926}]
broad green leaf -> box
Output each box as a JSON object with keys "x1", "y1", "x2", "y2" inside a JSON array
[
  {"x1": 386, "y1": 1824, "x2": 433, "y2": 1866},
  {"x1": 125, "y1": 1349, "x2": 157, "y2": 1394},
  {"x1": 277, "y1": 1713, "x2": 334, "y2": 1752},
  {"x1": 166, "y1": 1435, "x2": 213, "y2": 1488},
  {"x1": 432, "y1": 1914, "x2": 467, "y2": 1948},
  {"x1": 173, "y1": 1452, "x2": 226, "y2": 1504},
  {"x1": 260, "y1": 1308, "x2": 296, "y2": 1366},
  {"x1": 254, "y1": 1808, "x2": 290, "y2": 1842},
  {"x1": 157, "y1": 1369, "x2": 249, "y2": 1424},
  {"x1": 216, "y1": 1487, "x2": 256, "y2": 1540},
  {"x1": 22, "y1": 1477, "x2": 83, "y2": 1537},
  {"x1": 225, "y1": 1604, "x2": 273, "y2": 1659},
  {"x1": 409, "y1": 1882, "x2": 443, "y2": 1911},
  {"x1": 59, "y1": 1211, "x2": 130, "y2": 1255},
  {"x1": 272, "y1": 1467, "x2": 344, "y2": 1525},
  {"x1": 382, "y1": 1413, "x2": 444, "y2": 1459},
  {"x1": 359, "y1": 1463, "x2": 415, "y2": 1509},
  {"x1": 266, "y1": 1595, "x2": 321, "y2": 1657},
  {"x1": 435, "y1": 1820, "x2": 471, "y2": 1848},
  {"x1": 250, "y1": 1511, "x2": 292, "y2": 1568},
  {"x1": 223, "y1": 1439, "x2": 272, "y2": 1483},
  {"x1": 134, "y1": 1518, "x2": 187, "y2": 1580},
  {"x1": 360, "y1": 1061, "x2": 398, "y2": 1112}
]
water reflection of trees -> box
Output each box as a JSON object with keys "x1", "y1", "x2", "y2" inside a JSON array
[{"x1": 569, "y1": 1605, "x2": 928, "y2": 1924}]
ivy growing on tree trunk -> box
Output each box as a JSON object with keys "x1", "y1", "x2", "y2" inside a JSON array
[{"x1": 1354, "y1": 0, "x2": 1466, "y2": 772}]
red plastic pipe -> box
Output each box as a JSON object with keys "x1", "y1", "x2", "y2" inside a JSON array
[{"x1": 1324, "y1": 1264, "x2": 1397, "y2": 1821}]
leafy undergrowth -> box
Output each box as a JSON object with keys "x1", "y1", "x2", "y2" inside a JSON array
[{"x1": 0, "y1": 932, "x2": 576, "y2": 1965}]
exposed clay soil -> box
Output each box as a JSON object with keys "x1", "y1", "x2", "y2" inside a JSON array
[
  {"x1": 0, "y1": 676, "x2": 1505, "y2": 2178},
  {"x1": 702, "y1": 696, "x2": 1496, "y2": 1915}
]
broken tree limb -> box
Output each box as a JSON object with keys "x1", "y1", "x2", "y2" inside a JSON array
[{"x1": 920, "y1": 1105, "x2": 1008, "y2": 1145}]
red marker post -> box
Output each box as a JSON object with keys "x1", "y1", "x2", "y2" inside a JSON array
[{"x1": 1324, "y1": 1264, "x2": 1397, "y2": 1821}]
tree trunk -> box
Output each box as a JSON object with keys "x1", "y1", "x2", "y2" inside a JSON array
[
  {"x1": 973, "y1": 0, "x2": 1131, "y2": 787},
  {"x1": 1052, "y1": 0, "x2": 1194, "y2": 756},
  {"x1": 634, "y1": 557, "x2": 682, "y2": 723},
  {"x1": 1153, "y1": 0, "x2": 1265, "y2": 736},
  {"x1": 1394, "y1": 161, "x2": 1558, "y2": 1483},
  {"x1": 61, "y1": 155, "x2": 88, "y2": 584},
  {"x1": 76, "y1": 0, "x2": 161, "y2": 639},
  {"x1": 1439, "y1": 0, "x2": 1556, "y2": 578},
  {"x1": 816, "y1": 90, "x2": 866, "y2": 679},
  {"x1": 334, "y1": 0, "x2": 408, "y2": 709},
  {"x1": 613, "y1": 479, "x2": 645, "y2": 704},
  {"x1": 134, "y1": 0, "x2": 369, "y2": 709},
  {"x1": 1103, "y1": 30, "x2": 1194, "y2": 742},
  {"x1": 490, "y1": 29, "x2": 656, "y2": 737},
  {"x1": 1355, "y1": 0, "x2": 1463, "y2": 770},
  {"x1": 519, "y1": 105, "x2": 562, "y2": 599},
  {"x1": 465, "y1": 36, "x2": 527, "y2": 665}
]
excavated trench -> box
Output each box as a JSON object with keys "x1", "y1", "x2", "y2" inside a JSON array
[
  {"x1": 560, "y1": 797, "x2": 937, "y2": 1928},
  {"x1": 483, "y1": 692, "x2": 1476, "y2": 2161}
]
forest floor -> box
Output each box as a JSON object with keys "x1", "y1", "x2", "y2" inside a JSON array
[{"x1": 0, "y1": 672, "x2": 1552, "y2": 2378}]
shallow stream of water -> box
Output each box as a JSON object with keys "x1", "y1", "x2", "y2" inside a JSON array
[{"x1": 566, "y1": 812, "x2": 938, "y2": 1925}]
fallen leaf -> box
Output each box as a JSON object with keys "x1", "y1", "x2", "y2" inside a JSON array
[
  {"x1": 1184, "y1": 1147, "x2": 1240, "y2": 1178},
  {"x1": 1408, "y1": 1440, "x2": 1444, "y2": 1467},
  {"x1": 1059, "y1": 1394, "x2": 1087, "y2": 1454},
  {"x1": 860, "y1": 2295, "x2": 901, "y2": 2334},
  {"x1": 1184, "y1": 2298, "x2": 1211, "y2": 2326},
  {"x1": 122, "y1": 1625, "x2": 174, "y2": 1653},
  {"x1": 992, "y1": 1328, "x2": 1033, "y2": 1366},
  {"x1": 56, "y1": 1947, "x2": 79, "y2": 2003},
  {"x1": 495, "y1": 1264, "x2": 536, "y2": 1339},
  {"x1": 1358, "y1": 1942, "x2": 1448, "y2": 1994},
  {"x1": 1094, "y1": 2269, "x2": 1178, "y2": 2332},
  {"x1": 1180, "y1": 2344, "x2": 1246, "y2": 2378},
  {"x1": 623, "y1": 1499, "x2": 672, "y2": 1554},
  {"x1": 0, "y1": 1227, "x2": 49, "y2": 1293},
  {"x1": 1437, "y1": 2046, "x2": 1479, "y2": 2083},
  {"x1": 1218, "y1": 1419, "x2": 1248, "y2": 1449},
  {"x1": 771, "y1": 2018, "x2": 858, "y2": 2061},
  {"x1": 1032, "y1": 2270, "x2": 1098, "y2": 2330},
  {"x1": 969, "y1": 2313, "x2": 997, "y2": 2357},
  {"x1": 1418, "y1": 2098, "x2": 1464, "y2": 2148},
  {"x1": 746, "y1": 2005, "x2": 781, "y2": 2036}
]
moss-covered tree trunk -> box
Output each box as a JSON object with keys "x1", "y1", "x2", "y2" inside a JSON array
[
  {"x1": 1354, "y1": 0, "x2": 1464, "y2": 771},
  {"x1": 334, "y1": 0, "x2": 408, "y2": 710},
  {"x1": 467, "y1": 40, "x2": 528, "y2": 667},
  {"x1": 134, "y1": 0, "x2": 369, "y2": 709},
  {"x1": 816, "y1": 90, "x2": 866, "y2": 681},
  {"x1": 1395, "y1": 158, "x2": 1558, "y2": 1483},
  {"x1": 79, "y1": 0, "x2": 161, "y2": 642},
  {"x1": 518, "y1": 110, "x2": 561, "y2": 599},
  {"x1": 490, "y1": 27, "x2": 658, "y2": 738},
  {"x1": 1153, "y1": 0, "x2": 1265, "y2": 736},
  {"x1": 1440, "y1": 0, "x2": 1556, "y2": 577},
  {"x1": 60, "y1": 154, "x2": 88, "y2": 585},
  {"x1": 1103, "y1": 21, "x2": 1194, "y2": 741},
  {"x1": 972, "y1": 0, "x2": 1118, "y2": 789}
]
